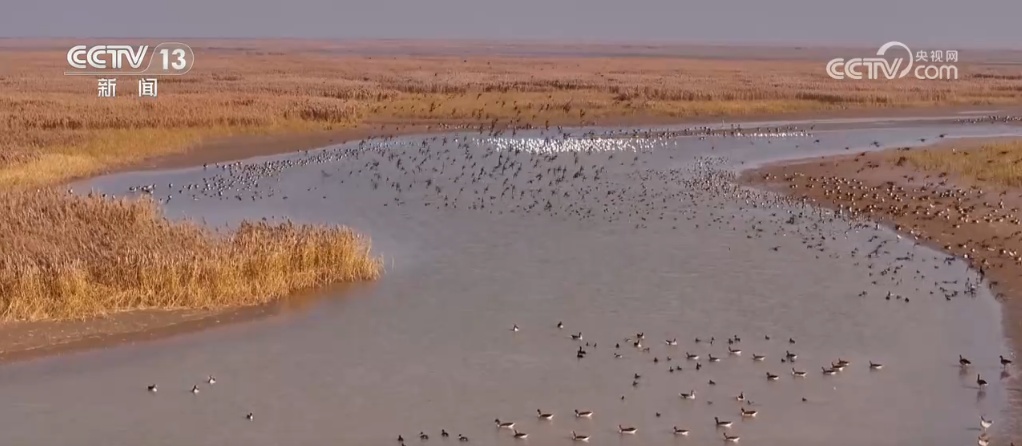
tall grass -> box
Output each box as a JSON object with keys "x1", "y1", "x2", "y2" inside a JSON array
[
  {"x1": 893, "y1": 140, "x2": 1022, "y2": 187},
  {"x1": 0, "y1": 190, "x2": 381, "y2": 321}
]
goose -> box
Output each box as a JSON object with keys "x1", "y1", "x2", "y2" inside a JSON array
[
  {"x1": 618, "y1": 425, "x2": 637, "y2": 434},
  {"x1": 680, "y1": 390, "x2": 696, "y2": 399},
  {"x1": 752, "y1": 354, "x2": 766, "y2": 361},
  {"x1": 575, "y1": 409, "x2": 593, "y2": 418},
  {"x1": 977, "y1": 374, "x2": 988, "y2": 387},
  {"x1": 728, "y1": 347, "x2": 742, "y2": 355},
  {"x1": 513, "y1": 430, "x2": 528, "y2": 439},
  {"x1": 147, "y1": 384, "x2": 158, "y2": 393},
  {"x1": 960, "y1": 355, "x2": 972, "y2": 366},
  {"x1": 458, "y1": 434, "x2": 469, "y2": 442},
  {"x1": 207, "y1": 375, "x2": 216, "y2": 385},
  {"x1": 766, "y1": 372, "x2": 779, "y2": 381},
  {"x1": 723, "y1": 432, "x2": 741, "y2": 442},
  {"x1": 785, "y1": 351, "x2": 797, "y2": 361},
  {"x1": 246, "y1": 413, "x2": 254, "y2": 421},
  {"x1": 673, "y1": 426, "x2": 690, "y2": 436},
  {"x1": 708, "y1": 354, "x2": 721, "y2": 362},
  {"x1": 512, "y1": 324, "x2": 520, "y2": 332},
  {"x1": 666, "y1": 338, "x2": 678, "y2": 346},
  {"x1": 822, "y1": 367, "x2": 837, "y2": 375},
  {"x1": 835, "y1": 358, "x2": 850, "y2": 367},
  {"x1": 741, "y1": 408, "x2": 757, "y2": 417},
  {"x1": 980, "y1": 416, "x2": 993, "y2": 430},
  {"x1": 735, "y1": 392, "x2": 745, "y2": 401},
  {"x1": 191, "y1": 385, "x2": 200, "y2": 394},
  {"x1": 791, "y1": 368, "x2": 807, "y2": 377},
  {"x1": 831, "y1": 362, "x2": 846, "y2": 372},
  {"x1": 537, "y1": 409, "x2": 554, "y2": 420},
  {"x1": 495, "y1": 419, "x2": 515, "y2": 429},
  {"x1": 869, "y1": 361, "x2": 883, "y2": 370},
  {"x1": 686, "y1": 352, "x2": 700, "y2": 360},
  {"x1": 571, "y1": 431, "x2": 590, "y2": 442},
  {"x1": 715, "y1": 417, "x2": 733, "y2": 428},
  {"x1": 419, "y1": 432, "x2": 429, "y2": 440},
  {"x1": 571, "y1": 332, "x2": 583, "y2": 340},
  {"x1": 1001, "y1": 355, "x2": 1013, "y2": 367}
]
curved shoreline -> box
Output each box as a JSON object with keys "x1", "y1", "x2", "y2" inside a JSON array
[{"x1": 1, "y1": 108, "x2": 1018, "y2": 365}]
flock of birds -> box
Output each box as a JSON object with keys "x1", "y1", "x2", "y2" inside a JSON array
[{"x1": 93, "y1": 114, "x2": 1022, "y2": 445}]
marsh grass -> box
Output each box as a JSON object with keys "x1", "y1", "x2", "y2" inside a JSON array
[
  {"x1": 894, "y1": 140, "x2": 1022, "y2": 187},
  {"x1": 1, "y1": 41, "x2": 1020, "y2": 321},
  {"x1": 0, "y1": 190, "x2": 382, "y2": 321}
]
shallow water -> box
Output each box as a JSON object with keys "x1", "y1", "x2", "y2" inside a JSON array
[{"x1": 4, "y1": 118, "x2": 1021, "y2": 445}]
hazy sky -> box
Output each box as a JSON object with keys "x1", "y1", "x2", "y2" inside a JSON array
[{"x1": 4, "y1": 0, "x2": 1021, "y2": 48}]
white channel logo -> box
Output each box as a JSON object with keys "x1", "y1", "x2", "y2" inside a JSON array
[{"x1": 826, "y1": 41, "x2": 959, "y2": 80}]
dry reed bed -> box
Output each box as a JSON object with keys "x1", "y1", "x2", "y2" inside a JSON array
[
  {"x1": 0, "y1": 45, "x2": 1020, "y2": 322},
  {"x1": 890, "y1": 140, "x2": 1022, "y2": 187},
  {"x1": 0, "y1": 190, "x2": 381, "y2": 321}
]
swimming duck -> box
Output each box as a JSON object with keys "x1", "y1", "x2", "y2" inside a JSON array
[
  {"x1": 618, "y1": 425, "x2": 637, "y2": 434},
  {"x1": 666, "y1": 338, "x2": 678, "y2": 346},
  {"x1": 246, "y1": 413, "x2": 254, "y2": 421},
  {"x1": 207, "y1": 375, "x2": 216, "y2": 385},
  {"x1": 791, "y1": 368, "x2": 807, "y2": 377},
  {"x1": 495, "y1": 419, "x2": 515, "y2": 429},
  {"x1": 513, "y1": 430, "x2": 528, "y2": 439},
  {"x1": 680, "y1": 390, "x2": 696, "y2": 399},
  {"x1": 741, "y1": 408, "x2": 757, "y2": 417},
  {"x1": 147, "y1": 384, "x2": 158, "y2": 393},
  {"x1": 723, "y1": 432, "x2": 741, "y2": 442},
  {"x1": 686, "y1": 352, "x2": 700, "y2": 360},
  {"x1": 419, "y1": 432, "x2": 429, "y2": 440},
  {"x1": 752, "y1": 354, "x2": 766, "y2": 361},
  {"x1": 571, "y1": 332, "x2": 583, "y2": 340},
  {"x1": 575, "y1": 409, "x2": 593, "y2": 418},
  {"x1": 512, "y1": 324, "x2": 519, "y2": 332},
  {"x1": 980, "y1": 416, "x2": 993, "y2": 430},
  {"x1": 191, "y1": 385, "x2": 200, "y2": 394},
  {"x1": 557, "y1": 321, "x2": 564, "y2": 329},
  {"x1": 735, "y1": 392, "x2": 745, "y2": 401},
  {"x1": 960, "y1": 355, "x2": 972, "y2": 366},
  {"x1": 766, "y1": 372, "x2": 779, "y2": 381},
  {"x1": 571, "y1": 431, "x2": 590, "y2": 442},
  {"x1": 458, "y1": 434, "x2": 469, "y2": 442},
  {"x1": 537, "y1": 409, "x2": 553, "y2": 420},
  {"x1": 715, "y1": 417, "x2": 733, "y2": 428},
  {"x1": 869, "y1": 361, "x2": 883, "y2": 370},
  {"x1": 673, "y1": 426, "x2": 690, "y2": 436},
  {"x1": 708, "y1": 354, "x2": 721, "y2": 362},
  {"x1": 729, "y1": 347, "x2": 742, "y2": 355},
  {"x1": 1001, "y1": 355, "x2": 1013, "y2": 367},
  {"x1": 822, "y1": 367, "x2": 837, "y2": 375}
]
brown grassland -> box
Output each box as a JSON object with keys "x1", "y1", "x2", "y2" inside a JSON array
[
  {"x1": 1, "y1": 40, "x2": 1022, "y2": 324},
  {"x1": 890, "y1": 139, "x2": 1022, "y2": 186}
]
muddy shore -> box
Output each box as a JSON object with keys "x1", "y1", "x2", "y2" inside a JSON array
[
  {"x1": 742, "y1": 137, "x2": 1022, "y2": 437},
  {"x1": 3, "y1": 107, "x2": 1020, "y2": 364}
]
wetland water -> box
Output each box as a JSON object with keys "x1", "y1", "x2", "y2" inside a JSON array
[{"x1": 2, "y1": 117, "x2": 1020, "y2": 446}]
